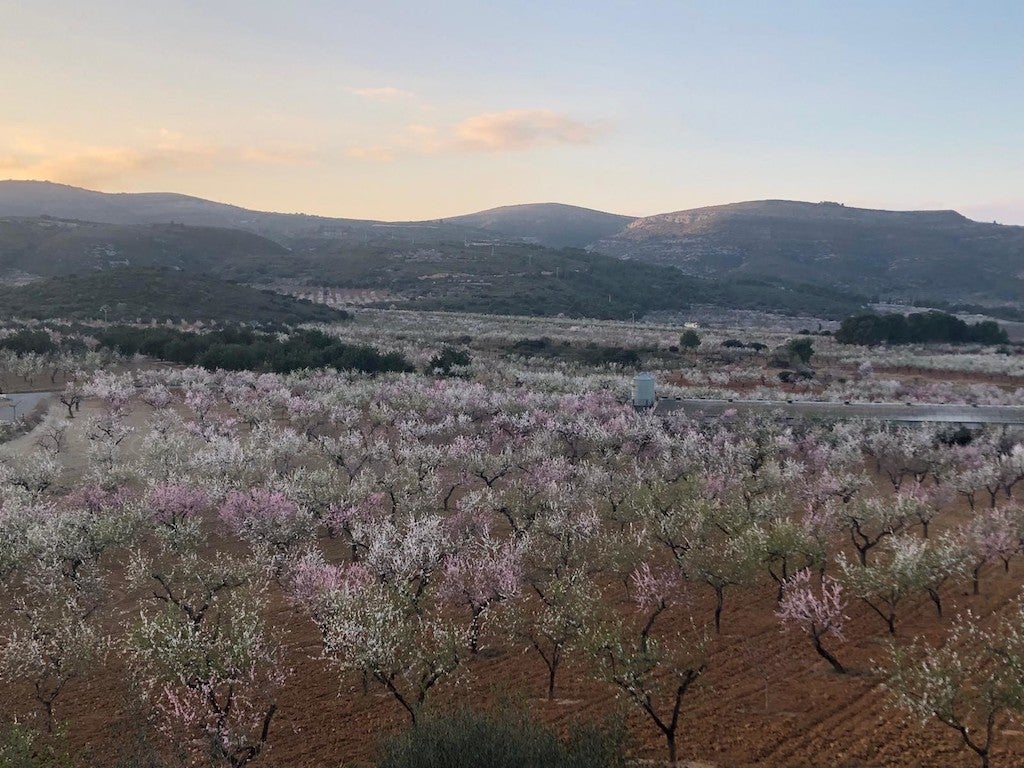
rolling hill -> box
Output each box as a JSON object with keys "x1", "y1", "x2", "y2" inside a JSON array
[
  {"x1": 2, "y1": 182, "x2": 1022, "y2": 310},
  {"x1": 595, "y1": 200, "x2": 1024, "y2": 305},
  {"x1": 0, "y1": 181, "x2": 489, "y2": 245},
  {"x1": 0, "y1": 180, "x2": 368, "y2": 239}
]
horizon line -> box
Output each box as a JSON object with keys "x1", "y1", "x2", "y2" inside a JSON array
[{"x1": 1, "y1": 177, "x2": 1016, "y2": 227}]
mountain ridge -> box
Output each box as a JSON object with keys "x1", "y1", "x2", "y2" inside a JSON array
[{"x1": 0, "y1": 180, "x2": 1000, "y2": 231}]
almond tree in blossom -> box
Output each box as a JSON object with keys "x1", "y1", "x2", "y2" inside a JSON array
[
  {"x1": 776, "y1": 568, "x2": 849, "y2": 673},
  {"x1": 885, "y1": 607, "x2": 1024, "y2": 768},
  {"x1": 948, "y1": 442, "x2": 1005, "y2": 511},
  {"x1": 0, "y1": 488, "x2": 132, "y2": 731},
  {"x1": 493, "y1": 456, "x2": 575, "y2": 539},
  {"x1": 59, "y1": 377, "x2": 84, "y2": 419},
  {"x1": 912, "y1": 533, "x2": 970, "y2": 618},
  {"x1": 963, "y1": 506, "x2": 1022, "y2": 595},
  {"x1": 130, "y1": 585, "x2": 285, "y2": 768},
  {"x1": 441, "y1": 528, "x2": 525, "y2": 654},
  {"x1": 0, "y1": 590, "x2": 106, "y2": 732},
  {"x1": 762, "y1": 516, "x2": 825, "y2": 601},
  {"x1": 839, "y1": 533, "x2": 965, "y2": 635},
  {"x1": 997, "y1": 444, "x2": 1024, "y2": 501},
  {"x1": 128, "y1": 505, "x2": 283, "y2": 768},
  {"x1": 517, "y1": 565, "x2": 599, "y2": 700},
  {"x1": 684, "y1": 523, "x2": 765, "y2": 634},
  {"x1": 294, "y1": 553, "x2": 464, "y2": 724},
  {"x1": 860, "y1": 424, "x2": 940, "y2": 491},
  {"x1": 906, "y1": 480, "x2": 954, "y2": 539},
  {"x1": 219, "y1": 488, "x2": 315, "y2": 577},
  {"x1": 838, "y1": 493, "x2": 917, "y2": 566},
  {"x1": 147, "y1": 483, "x2": 211, "y2": 530},
  {"x1": 591, "y1": 562, "x2": 707, "y2": 767}
]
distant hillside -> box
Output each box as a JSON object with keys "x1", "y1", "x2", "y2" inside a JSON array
[
  {"x1": 0, "y1": 180, "x2": 363, "y2": 238},
  {"x1": 283, "y1": 241, "x2": 867, "y2": 320},
  {"x1": 0, "y1": 217, "x2": 292, "y2": 282},
  {"x1": 0, "y1": 268, "x2": 346, "y2": 324},
  {"x1": 595, "y1": 200, "x2": 1024, "y2": 304},
  {"x1": 445, "y1": 203, "x2": 634, "y2": 248},
  {"x1": 0, "y1": 183, "x2": 634, "y2": 248},
  {"x1": 0, "y1": 181, "x2": 491, "y2": 245}
]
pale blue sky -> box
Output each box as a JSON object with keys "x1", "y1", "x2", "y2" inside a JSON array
[{"x1": 2, "y1": 1, "x2": 1022, "y2": 221}]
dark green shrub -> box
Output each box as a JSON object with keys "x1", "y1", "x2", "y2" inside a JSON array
[
  {"x1": 835, "y1": 310, "x2": 1009, "y2": 346},
  {"x1": 0, "y1": 329, "x2": 57, "y2": 355},
  {"x1": 0, "y1": 723, "x2": 71, "y2": 768},
  {"x1": 579, "y1": 346, "x2": 641, "y2": 368},
  {"x1": 512, "y1": 338, "x2": 552, "y2": 354},
  {"x1": 93, "y1": 325, "x2": 413, "y2": 375},
  {"x1": 679, "y1": 329, "x2": 701, "y2": 349},
  {"x1": 378, "y1": 708, "x2": 626, "y2": 768},
  {"x1": 786, "y1": 337, "x2": 814, "y2": 364},
  {"x1": 425, "y1": 347, "x2": 472, "y2": 376}
]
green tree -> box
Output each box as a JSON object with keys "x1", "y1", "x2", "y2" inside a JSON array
[
  {"x1": 786, "y1": 337, "x2": 814, "y2": 365},
  {"x1": 679, "y1": 329, "x2": 701, "y2": 349}
]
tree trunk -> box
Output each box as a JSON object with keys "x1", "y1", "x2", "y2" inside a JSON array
[
  {"x1": 666, "y1": 730, "x2": 677, "y2": 767},
  {"x1": 469, "y1": 608, "x2": 483, "y2": 654},
  {"x1": 856, "y1": 545, "x2": 869, "y2": 566},
  {"x1": 547, "y1": 657, "x2": 558, "y2": 700},
  {"x1": 713, "y1": 586, "x2": 725, "y2": 634},
  {"x1": 812, "y1": 633, "x2": 846, "y2": 674}
]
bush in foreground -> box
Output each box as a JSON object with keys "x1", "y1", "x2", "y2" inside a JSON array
[{"x1": 377, "y1": 707, "x2": 626, "y2": 768}]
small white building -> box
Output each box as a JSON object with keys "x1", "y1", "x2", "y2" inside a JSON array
[{"x1": 633, "y1": 373, "x2": 656, "y2": 409}]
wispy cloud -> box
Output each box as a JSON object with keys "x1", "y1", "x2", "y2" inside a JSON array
[
  {"x1": 453, "y1": 110, "x2": 600, "y2": 151},
  {"x1": 0, "y1": 128, "x2": 313, "y2": 186},
  {"x1": 346, "y1": 145, "x2": 397, "y2": 162},
  {"x1": 348, "y1": 109, "x2": 605, "y2": 161},
  {"x1": 236, "y1": 145, "x2": 315, "y2": 166},
  {"x1": 347, "y1": 86, "x2": 415, "y2": 101}
]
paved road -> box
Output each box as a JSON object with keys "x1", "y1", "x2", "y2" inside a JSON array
[
  {"x1": 0, "y1": 391, "x2": 52, "y2": 423},
  {"x1": 654, "y1": 397, "x2": 1024, "y2": 425}
]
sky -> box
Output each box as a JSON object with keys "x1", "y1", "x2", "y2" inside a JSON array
[{"x1": 2, "y1": 1, "x2": 1023, "y2": 222}]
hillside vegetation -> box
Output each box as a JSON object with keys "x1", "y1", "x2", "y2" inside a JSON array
[
  {"x1": 0, "y1": 181, "x2": 488, "y2": 245},
  {"x1": 0, "y1": 268, "x2": 346, "y2": 324},
  {"x1": 287, "y1": 242, "x2": 868, "y2": 319},
  {"x1": 445, "y1": 202, "x2": 634, "y2": 247},
  {"x1": 0, "y1": 213, "x2": 868, "y2": 321},
  {"x1": 0, "y1": 216, "x2": 293, "y2": 282}
]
